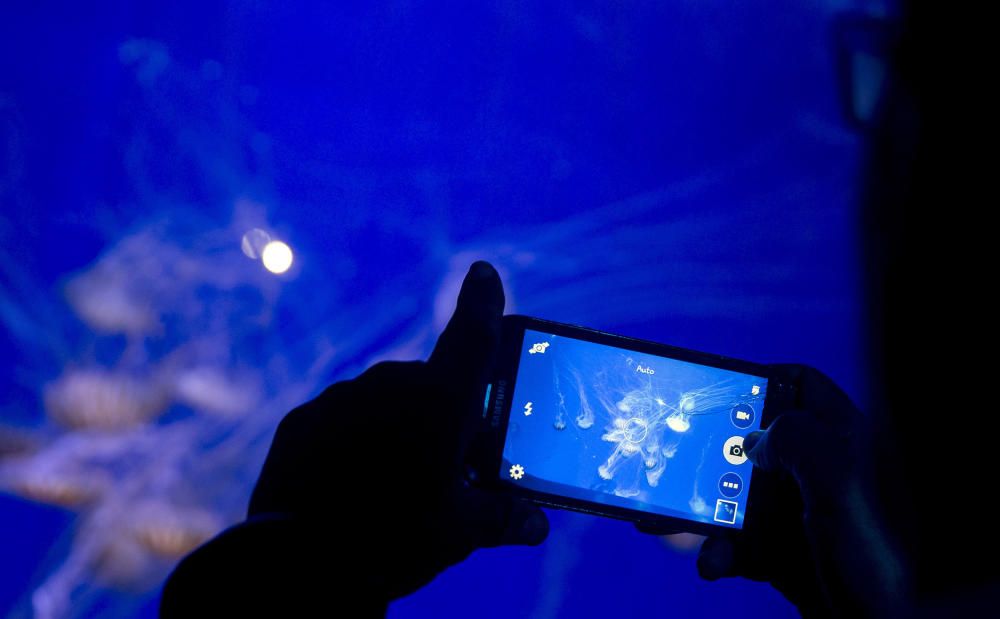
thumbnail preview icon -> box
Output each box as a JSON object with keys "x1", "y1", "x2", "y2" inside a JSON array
[{"x1": 714, "y1": 499, "x2": 738, "y2": 524}]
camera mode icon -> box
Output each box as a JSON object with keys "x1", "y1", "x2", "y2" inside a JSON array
[
  {"x1": 723, "y1": 436, "x2": 748, "y2": 465},
  {"x1": 731, "y1": 403, "x2": 755, "y2": 429}
]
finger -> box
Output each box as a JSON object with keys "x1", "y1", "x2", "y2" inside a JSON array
[
  {"x1": 745, "y1": 411, "x2": 813, "y2": 475},
  {"x1": 634, "y1": 521, "x2": 686, "y2": 536},
  {"x1": 744, "y1": 410, "x2": 841, "y2": 498},
  {"x1": 697, "y1": 536, "x2": 739, "y2": 581},
  {"x1": 463, "y1": 430, "x2": 501, "y2": 483},
  {"x1": 429, "y1": 261, "x2": 505, "y2": 391},
  {"x1": 742, "y1": 430, "x2": 766, "y2": 466},
  {"x1": 456, "y1": 488, "x2": 549, "y2": 549},
  {"x1": 768, "y1": 364, "x2": 860, "y2": 424}
]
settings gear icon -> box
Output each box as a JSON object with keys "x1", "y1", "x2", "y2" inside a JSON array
[{"x1": 509, "y1": 464, "x2": 525, "y2": 480}]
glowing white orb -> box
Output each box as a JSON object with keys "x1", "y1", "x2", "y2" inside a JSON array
[
  {"x1": 666, "y1": 414, "x2": 691, "y2": 433},
  {"x1": 261, "y1": 241, "x2": 293, "y2": 274}
]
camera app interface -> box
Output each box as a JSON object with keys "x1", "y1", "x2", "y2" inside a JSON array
[{"x1": 501, "y1": 329, "x2": 766, "y2": 528}]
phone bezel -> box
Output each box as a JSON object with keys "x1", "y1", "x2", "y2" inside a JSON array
[{"x1": 480, "y1": 314, "x2": 786, "y2": 536}]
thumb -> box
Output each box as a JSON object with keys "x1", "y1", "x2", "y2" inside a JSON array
[
  {"x1": 744, "y1": 410, "x2": 839, "y2": 496},
  {"x1": 697, "y1": 536, "x2": 740, "y2": 581},
  {"x1": 456, "y1": 488, "x2": 549, "y2": 550},
  {"x1": 429, "y1": 261, "x2": 505, "y2": 390}
]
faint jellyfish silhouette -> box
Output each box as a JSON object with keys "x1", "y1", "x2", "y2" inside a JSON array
[
  {"x1": 172, "y1": 368, "x2": 260, "y2": 417},
  {"x1": 573, "y1": 370, "x2": 595, "y2": 429},
  {"x1": 131, "y1": 501, "x2": 220, "y2": 559},
  {"x1": 688, "y1": 494, "x2": 708, "y2": 515},
  {"x1": 44, "y1": 369, "x2": 170, "y2": 430},
  {"x1": 665, "y1": 413, "x2": 690, "y2": 433},
  {"x1": 553, "y1": 370, "x2": 568, "y2": 430},
  {"x1": 3, "y1": 464, "x2": 110, "y2": 508},
  {"x1": 65, "y1": 268, "x2": 159, "y2": 335},
  {"x1": 665, "y1": 393, "x2": 695, "y2": 433},
  {"x1": 597, "y1": 388, "x2": 665, "y2": 498},
  {"x1": 240, "y1": 228, "x2": 272, "y2": 259},
  {"x1": 10, "y1": 476, "x2": 97, "y2": 507},
  {"x1": 586, "y1": 369, "x2": 743, "y2": 498}
]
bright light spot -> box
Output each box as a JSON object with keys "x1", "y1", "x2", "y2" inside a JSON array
[
  {"x1": 666, "y1": 414, "x2": 690, "y2": 433},
  {"x1": 655, "y1": 397, "x2": 666, "y2": 406},
  {"x1": 261, "y1": 241, "x2": 293, "y2": 274}
]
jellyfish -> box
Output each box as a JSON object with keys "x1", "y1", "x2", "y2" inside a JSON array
[
  {"x1": 558, "y1": 357, "x2": 742, "y2": 501},
  {"x1": 43, "y1": 369, "x2": 170, "y2": 430},
  {"x1": 573, "y1": 370, "x2": 595, "y2": 429},
  {"x1": 0, "y1": 28, "x2": 853, "y2": 615}
]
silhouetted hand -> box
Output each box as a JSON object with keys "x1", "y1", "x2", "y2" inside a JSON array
[
  {"x1": 162, "y1": 262, "x2": 547, "y2": 616},
  {"x1": 696, "y1": 365, "x2": 909, "y2": 618},
  {"x1": 250, "y1": 260, "x2": 547, "y2": 596}
]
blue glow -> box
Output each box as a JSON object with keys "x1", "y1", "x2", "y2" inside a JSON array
[
  {"x1": 503, "y1": 330, "x2": 765, "y2": 528},
  {"x1": 0, "y1": 1, "x2": 872, "y2": 617}
]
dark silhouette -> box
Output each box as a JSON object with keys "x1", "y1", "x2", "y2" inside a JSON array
[
  {"x1": 162, "y1": 262, "x2": 548, "y2": 617},
  {"x1": 689, "y1": 365, "x2": 907, "y2": 617},
  {"x1": 164, "y1": 3, "x2": 994, "y2": 617},
  {"x1": 683, "y1": 3, "x2": 999, "y2": 616}
]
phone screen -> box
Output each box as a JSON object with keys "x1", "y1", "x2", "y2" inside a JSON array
[{"x1": 500, "y1": 328, "x2": 767, "y2": 528}]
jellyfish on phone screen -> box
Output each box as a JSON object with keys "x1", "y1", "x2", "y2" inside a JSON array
[{"x1": 545, "y1": 357, "x2": 743, "y2": 500}]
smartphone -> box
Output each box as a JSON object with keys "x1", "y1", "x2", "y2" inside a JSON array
[{"x1": 480, "y1": 315, "x2": 793, "y2": 535}]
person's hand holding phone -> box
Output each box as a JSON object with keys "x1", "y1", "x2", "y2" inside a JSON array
[
  {"x1": 162, "y1": 262, "x2": 548, "y2": 616},
  {"x1": 696, "y1": 365, "x2": 909, "y2": 618},
  {"x1": 250, "y1": 260, "x2": 548, "y2": 598}
]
